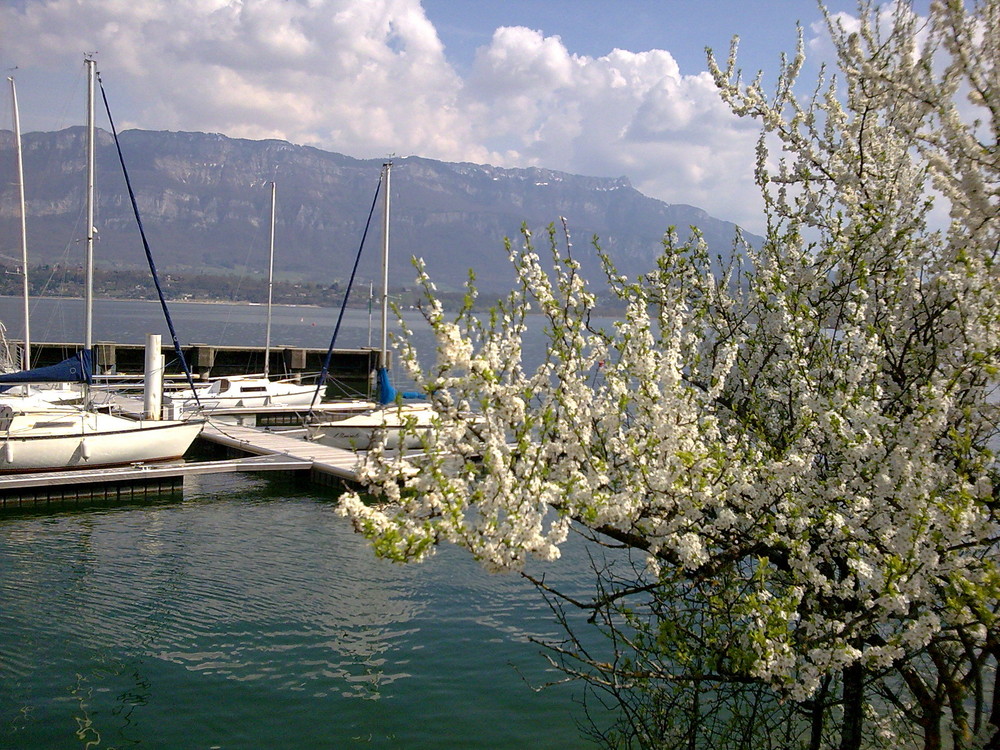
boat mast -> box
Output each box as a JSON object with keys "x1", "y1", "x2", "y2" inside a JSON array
[
  {"x1": 380, "y1": 161, "x2": 391, "y2": 370},
  {"x1": 264, "y1": 180, "x2": 276, "y2": 379},
  {"x1": 367, "y1": 281, "x2": 373, "y2": 349},
  {"x1": 84, "y1": 57, "x2": 96, "y2": 361},
  {"x1": 8, "y1": 76, "x2": 30, "y2": 370}
]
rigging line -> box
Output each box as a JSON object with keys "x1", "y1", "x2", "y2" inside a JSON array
[
  {"x1": 27, "y1": 165, "x2": 91, "y2": 331},
  {"x1": 217, "y1": 179, "x2": 271, "y2": 342},
  {"x1": 97, "y1": 75, "x2": 202, "y2": 407},
  {"x1": 28, "y1": 212, "x2": 89, "y2": 365},
  {"x1": 307, "y1": 171, "x2": 383, "y2": 415}
]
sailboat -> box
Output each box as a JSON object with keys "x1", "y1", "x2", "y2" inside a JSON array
[
  {"x1": 307, "y1": 161, "x2": 438, "y2": 451},
  {"x1": 307, "y1": 366, "x2": 437, "y2": 450},
  {"x1": 0, "y1": 58, "x2": 203, "y2": 473},
  {"x1": 164, "y1": 181, "x2": 318, "y2": 414},
  {"x1": 0, "y1": 399, "x2": 204, "y2": 472}
]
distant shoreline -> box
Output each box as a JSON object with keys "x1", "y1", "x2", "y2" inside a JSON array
[
  {"x1": 0, "y1": 293, "x2": 625, "y2": 317},
  {"x1": 0, "y1": 294, "x2": 324, "y2": 309}
]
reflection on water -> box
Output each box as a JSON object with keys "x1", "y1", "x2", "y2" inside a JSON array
[
  {"x1": 0, "y1": 297, "x2": 604, "y2": 747},
  {"x1": 0, "y1": 472, "x2": 598, "y2": 748}
]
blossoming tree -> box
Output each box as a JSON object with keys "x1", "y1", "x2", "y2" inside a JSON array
[{"x1": 339, "y1": 2, "x2": 999, "y2": 748}]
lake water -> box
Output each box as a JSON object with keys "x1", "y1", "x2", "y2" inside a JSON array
[
  {"x1": 3, "y1": 294, "x2": 413, "y2": 355},
  {"x1": 0, "y1": 296, "x2": 607, "y2": 748}
]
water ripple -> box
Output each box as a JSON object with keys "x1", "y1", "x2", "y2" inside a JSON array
[{"x1": 0, "y1": 481, "x2": 599, "y2": 748}]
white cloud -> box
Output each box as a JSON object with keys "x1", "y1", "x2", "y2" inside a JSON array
[
  {"x1": 464, "y1": 30, "x2": 761, "y2": 227},
  {"x1": 3, "y1": 0, "x2": 469, "y2": 154},
  {"x1": 1, "y1": 0, "x2": 769, "y2": 231}
]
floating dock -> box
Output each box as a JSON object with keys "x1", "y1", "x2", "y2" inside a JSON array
[
  {"x1": 106, "y1": 392, "x2": 366, "y2": 484},
  {"x1": 198, "y1": 419, "x2": 363, "y2": 486},
  {"x1": 0, "y1": 453, "x2": 313, "y2": 509},
  {"x1": 0, "y1": 382, "x2": 379, "y2": 507},
  {"x1": 0, "y1": 418, "x2": 365, "y2": 507}
]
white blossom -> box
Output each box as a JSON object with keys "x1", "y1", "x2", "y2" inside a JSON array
[{"x1": 338, "y1": 2, "x2": 1000, "y2": 745}]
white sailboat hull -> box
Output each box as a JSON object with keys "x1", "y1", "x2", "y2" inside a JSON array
[
  {"x1": 0, "y1": 407, "x2": 204, "y2": 473},
  {"x1": 167, "y1": 376, "x2": 318, "y2": 412},
  {"x1": 310, "y1": 403, "x2": 436, "y2": 451}
]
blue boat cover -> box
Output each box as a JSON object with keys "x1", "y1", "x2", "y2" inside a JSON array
[
  {"x1": 0, "y1": 350, "x2": 92, "y2": 385},
  {"x1": 375, "y1": 367, "x2": 423, "y2": 405}
]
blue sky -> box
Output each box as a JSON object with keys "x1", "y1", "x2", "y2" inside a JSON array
[
  {"x1": 0, "y1": 1, "x2": 914, "y2": 235},
  {"x1": 423, "y1": 1, "x2": 830, "y2": 77}
]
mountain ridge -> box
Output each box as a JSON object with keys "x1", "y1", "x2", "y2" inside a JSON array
[{"x1": 0, "y1": 127, "x2": 751, "y2": 295}]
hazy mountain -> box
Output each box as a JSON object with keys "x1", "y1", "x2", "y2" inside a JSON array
[{"x1": 0, "y1": 128, "x2": 751, "y2": 295}]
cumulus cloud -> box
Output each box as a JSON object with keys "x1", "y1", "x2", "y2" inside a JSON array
[
  {"x1": 1, "y1": 0, "x2": 772, "y2": 230},
  {"x1": 3, "y1": 0, "x2": 473, "y2": 157},
  {"x1": 464, "y1": 30, "x2": 760, "y2": 225}
]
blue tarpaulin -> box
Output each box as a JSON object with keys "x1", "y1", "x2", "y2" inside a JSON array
[
  {"x1": 0, "y1": 350, "x2": 92, "y2": 385},
  {"x1": 375, "y1": 366, "x2": 423, "y2": 405}
]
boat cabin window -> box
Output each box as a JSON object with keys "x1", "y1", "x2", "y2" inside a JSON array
[
  {"x1": 0, "y1": 405, "x2": 13, "y2": 431},
  {"x1": 239, "y1": 386, "x2": 268, "y2": 393}
]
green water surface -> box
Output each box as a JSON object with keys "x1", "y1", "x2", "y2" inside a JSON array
[{"x1": 0, "y1": 473, "x2": 603, "y2": 749}]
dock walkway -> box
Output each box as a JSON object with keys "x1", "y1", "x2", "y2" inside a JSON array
[
  {"x1": 101, "y1": 392, "x2": 364, "y2": 481},
  {"x1": 1, "y1": 410, "x2": 365, "y2": 507},
  {"x1": 199, "y1": 419, "x2": 363, "y2": 483},
  {"x1": 0, "y1": 453, "x2": 311, "y2": 492}
]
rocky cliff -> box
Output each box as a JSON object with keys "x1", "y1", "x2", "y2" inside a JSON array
[{"x1": 0, "y1": 128, "x2": 749, "y2": 294}]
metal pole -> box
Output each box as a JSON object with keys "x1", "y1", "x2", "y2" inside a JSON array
[
  {"x1": 367, "y1": 281, "x2": 373, "y2": 349},
  {"x1": 264, "y1": 181, "x2": 276, "y2": 378},
  {"x1": 8, "y1": 76, "x2": 30, "y2": 370},
  {"x1": 85, "y1": 58, "x2": 96, "y2": 358},
  {"x1": 144, "y1": 333, "x2": 163, "y2": 419},
  {"x1": 380, "y1": 162, "x2": 391, "y2": 369}
]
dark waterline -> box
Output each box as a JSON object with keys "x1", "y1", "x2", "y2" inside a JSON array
[{"x1": 0, "y1": 297, "x2": 606, "y2": 748}]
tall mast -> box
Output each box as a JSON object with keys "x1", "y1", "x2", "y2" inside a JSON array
[
  {"x1": 84, "y1": 57, "x2": 96, "y2": 358},
  {"x1": 8, "y1": 76, "x2": 30, "y2": 369},
  {"x1": 264, "y1": 180, "x2": 276, "y2": 378},
  {"x1": 380, "y1": 161, "x2": 391, "y2": 369},
  {"x1": 367, "y1": 281, "x2": 373, "y2": 349}
]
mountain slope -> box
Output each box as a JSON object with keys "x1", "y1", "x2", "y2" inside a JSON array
[{"x1": 0, "y1": 128, "x2": 750, "y2": 294}]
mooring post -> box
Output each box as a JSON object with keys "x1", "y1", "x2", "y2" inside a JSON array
[{"x1": 144, "y1": 333, "x2": 163, "y2": 420}]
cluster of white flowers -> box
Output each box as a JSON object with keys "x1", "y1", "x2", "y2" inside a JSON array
[{"x1": 338, "y1": 2, "x2": 999, "y2": 744}]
